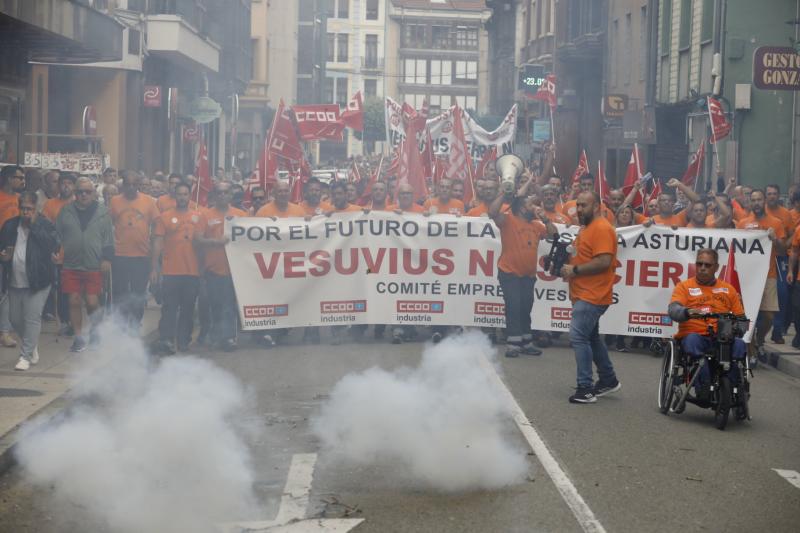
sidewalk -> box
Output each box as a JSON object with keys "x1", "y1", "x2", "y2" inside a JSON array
[
  {"x1": 0, "y1": 308, "x2": 158, "y2": 476},
  {"x1": 762, "y1": 338, "x2": 800, "y2": 379}
]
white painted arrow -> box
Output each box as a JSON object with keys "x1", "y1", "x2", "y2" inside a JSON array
[
  {"x1": 219, "y1": 453, "x2": 364, "y2": 533},
  {"x1": 773, "y1": 468, "x2": 800, "y2": 490}
]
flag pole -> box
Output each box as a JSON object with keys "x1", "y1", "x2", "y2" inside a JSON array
[{"x1": 707, "y1": 97, "x2": 723, "y2": 191}]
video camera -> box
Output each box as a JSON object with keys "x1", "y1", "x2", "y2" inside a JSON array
[{"x1": 542, "y1": 232, "x2": 573, "y2": 277}]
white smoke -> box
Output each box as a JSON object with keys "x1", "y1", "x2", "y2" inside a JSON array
[
  {"x1": 312, "y1": 330, "x2": 529, "y2": 492},
  {"x1": 14, "y1": 319, "x2": 260, "y2": 533}
]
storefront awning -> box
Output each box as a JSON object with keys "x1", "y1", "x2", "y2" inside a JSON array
[{"x1": 0, "y1": 0, "x2": 123, "y2": 63}]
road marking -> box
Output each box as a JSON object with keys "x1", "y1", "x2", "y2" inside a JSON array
[
  {"x1": 219, "y1": 453, "x2": 364, "y2": 532},
  {"x1": 773, "y1": 469, "x2": 800, "y2": 489},
  {"x1": 479, "y1": 356, "x2": 607, "y2": 533}
]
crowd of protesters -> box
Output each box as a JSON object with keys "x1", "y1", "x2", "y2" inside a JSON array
[{"x1": 1, "y1": 143, "x2": 798, "y2": 370}]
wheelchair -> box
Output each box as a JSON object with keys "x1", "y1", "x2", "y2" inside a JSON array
[{"x1": 657, "y1": 313, "x2": 751, "y2": 430}]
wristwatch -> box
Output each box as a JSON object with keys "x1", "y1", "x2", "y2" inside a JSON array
[{"x1": 574, "y1": 265, "x2": 580, "y2": 276}]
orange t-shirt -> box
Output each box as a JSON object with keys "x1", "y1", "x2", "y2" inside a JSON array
[
  {"x1": 332, "y1": 203, "x2": 362, "y2": 213},
  {"x1": 561, "y1": 200, "x2": 578, "y2": 221},
  {"x1": 653, "y1": 210, "x2": 688, "y2": 227},
  {"x1": 41, "y1": 197, "x2": 72, "y2": 223},
  {"x1": 541, "y1": 209, "x2": 571, "y2": 224},
  {"x1": 300, "y1": 201, "x2": 332, "y2": 216},
  {"x1": 367, "y1": 201, "x2": 393, "y2": 212},
  {"x1": 792, "y1": 227, "x2": 800, "y2": 253},
  {"x1": 388, "y1": 203, "x2": 426, "y2": 214},
  {"x1": 767, "y1": 205, "x2": 794, "y2": 237},
  {"x1": 0, "y1": 190, "x2": 18, "y2": 229},
  {"x1": 153, "y1": 209, "x2": 204, "y2": 276},
  {"x1": 424, "y1": 198, "x2": 465, "y2": 215},
  {"x1": 200, "y1": 206, "x2": 248, "y2": 276},
  {"x1": 497, "y1": 214, "x2": 547, "y2": 277},
  {"x1": 790, "y1": 209, "x2": 800, "y2": 229},
  {"x1": 110, "y1": 193, "x2": 160, "y2": 257},
  {"x1": 569, "y1": 216, "x2": 618, "y2": 305},
  {"x1": 466, "y1": 203, "x2": 510, "y2": 217},
  {"x1": 255, "y1": 202, "x2": 305, "y2": 218},
  {"x1": 736, "y1": 213, "x2": 785, "y2": 278},
  {"x1": 670, "y1": 278, "x2": 745, "y2": 339},
  {"x1": 157, "y1": 195, "x2": 176, "y2": 213}
]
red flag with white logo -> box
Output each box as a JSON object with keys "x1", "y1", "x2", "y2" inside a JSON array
[
  {"x1": 270, "y1": 99, "x2": 305, "y2": 165},
  {"x1": 293, "y1": 104, "x2": 344, "y2": 141},
  {"x1": 571, "y1": 149, "x2": 589, "y2": 184},
  {"x1": 621, "y1": 143, "x2": 644, "y2": 209},
  {"x1": 532, "y1": 74, "x2": 557, "y2": 112},
  {"x1": 722, "y1": 249, "x2": 743, "y2": 301},
  {"x1": 341, "y1": 91, "x2": 364, "y2": 131},
  {"x1": 681, "y1": 142, "x2": 706, "y2": 186},
  {"x1": 707, "y1": 96, "x2": 731, "y2": 144},
  {"x1": 192, "y1": 139, "x2": 212, "y2": 206},
  {"x1": 446, "y1": 106, "x2": 476, "y2": 206}
]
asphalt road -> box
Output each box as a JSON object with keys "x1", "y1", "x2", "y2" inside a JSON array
[{"x1": 0, "y1": 329, "x2": 799, "y2": 533}]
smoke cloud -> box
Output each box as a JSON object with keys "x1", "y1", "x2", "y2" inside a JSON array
[
  {"x1": 14, "y1": 320, "x2": 259, "y2": 533},
  {"x1": 312, "y1": 330, "x2": 528, "y2": 492}
]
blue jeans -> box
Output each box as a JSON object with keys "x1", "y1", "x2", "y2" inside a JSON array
[
  {"x1": 205, "y1": 273, "x2": 238, "y2": 343},
  {"x1": 570, "y1": 300, "x2": 616, "y2": 388},
  {"x1": 773, "y1": 256, "x2": 789, "y2": 337},
  {"x1": 680, "y1": 333, "x2": 746, "y2": 385}
]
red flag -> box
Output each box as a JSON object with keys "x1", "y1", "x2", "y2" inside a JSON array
[
  {"x1": 682, "y1": 142, "x2": 706, "y2": 186},
  {"x1": 532, "y1": 74, "x2": 557, "y2": 112},
  {"x1": 707, "y1": 96, "x2": 731, "y2": 144},
  {"x1": 293, "y1": 104, "x2": 344, "y2": 141},
  {"x1": 421, "y1": 128, "x2": 435, "y2": 179},
  {"x1": 397, "y1": 132, "x2": 428, "y2": 203},
  {"x1": 357, "y1": 155, "x2": 384, "y2": 206},
  {"x1": 647, "y1": 179, "x2": 663, "y2": 205},
  {"x1": 290, "y1": 159, "x2": 312, "y2": 204},
  {"x1": 192, "y1": 139, "x2": 212, "y2": 206},
  {"x1": 571, "y1": 149, "x2": 589, "y2": 184},
  {"x1": 254, "y1": 135, "x2": 277, "y2": 191},
  {"x1": 596, "y1": 160, "x2": 611, "y2": 203},
  {"x1": 446, "y1": 106, "x2": 476, "y2": 205},
  {"x1": 621, "y1": 143, "x2": 644, "y2": 209},
  {"x1": 477, "y1": 146, "x2": 498, "y2": 179},
  {"x1": 349, "y1": 160, "x2": 362, "y2": 183},
  {"x1": 721, "y1": 249, "x2": 742, "y2": 299},
  {"x1": 341, "y1": 91, "x2": 364, "y2": 131},
  {"x1": 270, "y1": 99, "x2": 305, "y2": 165}
]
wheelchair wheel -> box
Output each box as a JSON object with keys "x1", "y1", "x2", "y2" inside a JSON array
[
  {"x1": 658, "y1": 340, "x2": 676, "y2": 414},
  {"x1": 714, "y1": 376, "x2": 732, "y2": 430},
  {"x1": 735, "y1": 377, "x2": 750, "y2": 422}
]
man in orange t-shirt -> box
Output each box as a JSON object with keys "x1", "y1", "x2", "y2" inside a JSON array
[
  {"x1": 326, "y1": 181, "x2": 364, "y2": 215},
  {"x1": 389, "y1": 183, "x2": 425, "y2": 214},
  {"x1": 540, "y1": 185, "x2": 571, "y2": 224},
  {"x1": 765, "y1": 184, "x2": 793, "y2": 344},
  {"x1": 41, "y1": 173, "x2": 76, "y2": 335},
  {"x1": 195, "y1": 181, "x2": 248, "y2": 351},
  {"x1": 0, "y1": 165, "x2": 26, "y2": 348},
  {"x1": 424, "y1": 178, "x2": 464, "y2": 215},
  {"x1": 151, "y1": 182, "x2": 204, "y2": 353},
  {"x1": 560, "y1": 191, "x2": 620, "y2": 404},
  {"x1": 668, "y1": 248, "x2": 747, "y2": 397},
  {"x1": 649, "y1": 179, "x2": 699, "y2": 227},
  {"x1": 736, "y1": 189, "x2": 786, "y2": 357},
  {"x1": 109, "y1": 170, "x2": 160, "y2": 330},
  {"x1": 489, "y1": 189, "x2": 556, "y2": 357},
  {"x1": 300, "y1": 177, "x2": 332, "y2": 216},
  {"x1": 156, "y1": 173, "x2": 183, "y2": 213},
  {"x1": 256, "y1": 181, "x2": 305, "y2": 218}
]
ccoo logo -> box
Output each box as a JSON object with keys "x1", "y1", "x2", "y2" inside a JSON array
[
  {"x1": 551, "y1": 307, "x2": 572, "y2": 320},
  {"x1": 244, "y1": 304, "x2": 289, "y2": 318},
  {"x1": 320, "y1": 300, "x2": 367, "y2": 313},
  {"x1": 628, "y1": 312, "x2": 672, "y2": 326},
  {"x1": 397, "y1": 300, "x2": 444, "y2": 313},
  {"x1": 474, "y1": 302, "x2": 505, "y2": 316}
]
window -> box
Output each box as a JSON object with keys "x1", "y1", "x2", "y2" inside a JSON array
[
  {"x1": 365, "y1": 35, "x2": 378, "y2": 68},
  {"x1": 432, "y1": 25, "x2": 451, "y2": 49},
  {"x1": 454, "y1": 61, "x2": 477, "y2": 83},
  {"x1": 610, "y1": 20, "x2": 618, "y2": 87},
  {"x1": 251, "y1": 38, "x2": 259, "y2": 79},
  {"x1": 429, "y1": 94, "x2": 442, "y2": 114},
  {"x1": 326, "y1": 0, "x2": 335, "y2": 18},
  {"x1": 535, "y1": 1, "x2": 541, "y2": 38},
  {"x1": 661, "y1": 0, "x2": 672, "y2": 55},
  {"x1": 430, "y1": 60, "x2": 452, "y2": 85},
  {"x1": 404, "y1": 59, "x2": 426, "y2": 84},
  {"x1": 403, "y1": 24, "x2": 426, "y2": 47},
  {"x1": 623, "y1": 13, "x2": 632, "y2": 85},
  {"x1": 338, "y1": 0, "x2": 349, "y2": 19},
  {"x1": 455, "y1": 26, "x2": 478, "y2": 49},
  {"x1": 324, "y1": 77, "x2": 335, "y2": 103},
  {"x1": 326, "y1": 33, "x2": 335, "y2": 62},
  {"x1": 455, "y1": 95, "x2": 476, "y2": 110},
  {"x1": 366, "y1": 0, "x2": 379, "y2": 20},
  {"x1": 679, "y1": 0, "x2": 692, "y2": 50},
  {"x1": 701, "y1": 0, "x2": 713, "y2": 42},
  {"x1": 639, "y1": 6, "x2": 648, "y2": 81},
  {"x1": 544, "y1": 0, "x2": 552, "y2": 34},
  {"x1": 128, "y1": 28, "x2": 141, "y2": 55},
  {"x1": 364, "y1": 79, "x2": 377, "y2": 97},
  {"x1": 336, "y1": 78, "x2": 348, "y2": 106},
  {"x1": 336, "y1": 33, "x2": 348, "y2": 62}
]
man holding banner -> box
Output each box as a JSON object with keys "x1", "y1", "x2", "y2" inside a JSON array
[{"x1": 560, "y1": 191, "x2": 621, "y2": 404}]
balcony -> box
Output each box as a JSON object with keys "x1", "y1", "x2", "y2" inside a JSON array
[
  {"x1": 361, "y1": 57, "x2": 384, "y2": 71},
  {"x1": 0, "y1": 0, "x2": 123, "y2": 63},
  {"x1": 146, "y1": 14, "x2": 220, "y2": 72}
]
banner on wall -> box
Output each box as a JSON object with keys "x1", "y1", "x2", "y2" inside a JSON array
[{"x1": 225, "y1": 214, "x2": 770, "y2": 341}]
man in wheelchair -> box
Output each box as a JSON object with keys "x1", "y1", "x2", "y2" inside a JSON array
[{"x1": 668, "y1": 248, "x2": 747, "y2": 402}]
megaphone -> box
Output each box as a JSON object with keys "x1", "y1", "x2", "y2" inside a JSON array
[{"x1": 495, "y1": 153, "x2": 525, "y2": 194}]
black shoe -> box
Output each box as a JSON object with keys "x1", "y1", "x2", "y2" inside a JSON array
[
  {"x1": 261, "y1": 334, "x2": 276, "y2": 348},
  {"x1": 569, "y1": 387, "x2": 597, "y2": 404},
  {"x1": 391, "y1": 334, "x2": 403, "y2": 345},
  {"x1": 694, "y1": 383, "x2": 711, "y2": 403},
  {"x1": 161, "y1": 340, "x2": 177, "y2": 355},
  {"x1": 535, "y1": 333, "x2": 552, "y2": 348},
  {"x1": 593, "y1": 379, "x2": 621, "y2": 397},
  {"x1": 69, "y1": 336, "x2": 87, "y2": 353},
  {"x1": 431, "y1": 332, "x2": 442, "y2": 344},
  {"x1": 505, "y1": 345, "x2": 521, "y2": 358},
  {"x1": 771, "y1": 336, "x2": 785, "y2": 344},
  {"x1": 221, "y1": 338, "x2": 237, "y2": 352},
  {"x1": 520, "y1": 343, "x2": 542, "y2": 356}
]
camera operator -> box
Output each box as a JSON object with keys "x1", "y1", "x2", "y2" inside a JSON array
[
  {"x1": 668, "y1": 248, "x2": 747, "y2": 401},
  {"x1": 489, "y1": 187, "x2": 556, "y2": 358},
  {"x1": 560, "y1": 191, "x2": 621, "y2": 404}
]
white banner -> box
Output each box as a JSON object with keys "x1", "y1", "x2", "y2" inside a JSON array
[
  {"x1": 226, "y1": 215, "x2": 770, "y2": 341},
  {"x1": 385, "y1": 98, "x2": 517, "y2": 160}
]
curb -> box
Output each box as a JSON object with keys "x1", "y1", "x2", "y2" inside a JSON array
[
  {"x1": 759, "y1": 348, "x2": 800, "y2": 380},
  {"x1": 0, "y1": 328, "x2": 160, "y2": 478}
]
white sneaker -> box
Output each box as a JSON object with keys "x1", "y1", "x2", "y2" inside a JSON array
[
  {"x1": 14, "y1": 356, "x2": 30, "y2": 371},
  {"x1": 30, "y1": 347, "x2": 39, "y2": 365}
]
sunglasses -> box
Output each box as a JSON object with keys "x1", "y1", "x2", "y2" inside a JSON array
[
  {"x1": 695, "y1": 261, "x2": 716, "y2": 268},
  {"x1": 76, "y1": 189, "x2": 94, "y2": 195}
]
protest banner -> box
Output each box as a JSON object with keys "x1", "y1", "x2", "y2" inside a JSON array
[{"x1": 226, "y1": 214, "x2": 770, "y2": 341}]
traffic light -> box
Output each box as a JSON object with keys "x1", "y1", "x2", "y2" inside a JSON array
[{"x1": 518, "y1": 64, "x2": 545, "y2": 97}]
